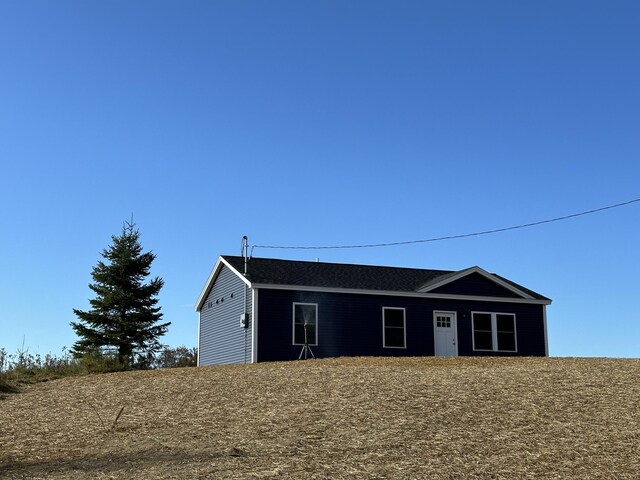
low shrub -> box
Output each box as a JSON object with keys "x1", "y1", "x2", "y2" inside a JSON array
[
  {"x1": 0, "y1": 374, "x2": 18, "y2": 396},
  {"x1": 151, "y1": 345, "x2": 198, "y2": 369},
  {"x1": 0, "y1": 344, "x2": 198, "y2": 397}
]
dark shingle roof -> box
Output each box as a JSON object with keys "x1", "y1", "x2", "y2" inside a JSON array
[
  {"x1": 222, "y1": 256, "x2": 549, "y2": 301},
  {"x1": 223, "y1": 255, "x2": 451, "y2": 292},
  {"x1": 492, "y1": 273, "x2": 550, "y2": 301}
]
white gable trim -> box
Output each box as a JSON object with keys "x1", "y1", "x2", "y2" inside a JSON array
[
  {"x1": 416, "y1": 266, "x2": 535, "y2": 300},
  {"x1": 194, "y1": 256, "x2": 250, "y2": 312}
]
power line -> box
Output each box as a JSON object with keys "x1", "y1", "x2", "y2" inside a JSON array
[{"x1": 253, "y1": 197, "x2": 640, "y2": 251}]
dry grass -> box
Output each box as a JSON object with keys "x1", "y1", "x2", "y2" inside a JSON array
[{"x1": 1, "y1": 357, "x2": 638, "y2": 479}]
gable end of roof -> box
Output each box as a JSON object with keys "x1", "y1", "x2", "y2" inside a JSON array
[
  {"x1": 194, "y1": 256, "x2": 248, "y2": 312},
  {"x1": 416, "y1": 266, "x2": 536, "y2": 299}
]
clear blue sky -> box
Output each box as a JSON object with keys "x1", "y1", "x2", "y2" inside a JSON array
[{"x1": 1, "y1": 1, "x2": 638, "y2": 358}]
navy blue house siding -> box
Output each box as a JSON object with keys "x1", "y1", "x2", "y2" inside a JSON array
[
  {"x1": 431, "y1": 272, "x2": 521, "y2": 298},
  {"x1": 256, "y1": 289, "x2": 546, "y2": 362}
]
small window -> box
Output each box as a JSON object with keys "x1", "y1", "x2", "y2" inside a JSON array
[
  {"x1": 383, "y1": 307, "x2": 406, "y2": 348},
  {"x1": 472, "y1": 312, "x2": 516, "y2": 352},
  {"x1": 293, "y1": 303, "x2": 317, "y2": 346}
]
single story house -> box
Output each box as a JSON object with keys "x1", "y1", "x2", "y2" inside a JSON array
[{"x1": 195, "y1": 255, "x2": 551, "y2": 365}]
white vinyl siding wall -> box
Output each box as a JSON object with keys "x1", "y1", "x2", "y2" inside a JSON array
[{"x1": 198, "y1": 265, "x2": 253, "y2": 365}]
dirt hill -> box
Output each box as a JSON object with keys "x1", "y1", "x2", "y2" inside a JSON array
[{"x1": 1, "y1": 357, "x2": 638, "y2": 479}]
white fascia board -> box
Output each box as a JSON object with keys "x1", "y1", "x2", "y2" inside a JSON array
[
  {"x1": 417, "y1": 266, "x2": 535, "y2": 300},
  {"x1": 194, "y1": 256, "x2": 251, "y2": 312},
  {"x1": 249, "y1": 283, "x2": 551, "y2": 305}
]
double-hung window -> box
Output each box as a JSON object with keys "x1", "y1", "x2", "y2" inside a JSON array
[
  {"x1": 383, "y1": 307, "x2": 406, "y2": 348},
  {"x1": 293, "y1": 303, "x2": 318, "y2": 346},
  {"x1": 472, "y1": 312, "x2": 517, "y2": 352}
]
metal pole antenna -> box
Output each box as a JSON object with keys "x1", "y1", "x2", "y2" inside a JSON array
[
  {"x1": 241, "y1": 235, "x2": 249, "y2": 276},
  {"x1": 242, "y1": 235, "x2": 249, "y2": 363}
]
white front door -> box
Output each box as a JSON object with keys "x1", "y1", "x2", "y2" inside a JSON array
[{"x1": 434, "y1": 312, "x2": 457, "y2": 356}]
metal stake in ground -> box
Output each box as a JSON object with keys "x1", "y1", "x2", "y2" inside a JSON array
[{"x1": 298, "y1": 322, "x2": 315, "y2": 360}]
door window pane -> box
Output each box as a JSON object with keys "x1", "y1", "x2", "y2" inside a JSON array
[{"x1": 437, "y1": 316, "x2": 451, "y2": 328}]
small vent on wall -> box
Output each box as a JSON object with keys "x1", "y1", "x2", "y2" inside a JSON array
[{"x1": 210, "y1": 294, "x2": 236, "y2": 307}]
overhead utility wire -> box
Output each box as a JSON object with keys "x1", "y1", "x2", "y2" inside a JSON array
[{"x1": 253, "y1": 197, "x2": 640, "y2": 251}]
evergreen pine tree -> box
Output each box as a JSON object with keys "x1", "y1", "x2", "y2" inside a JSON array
[{"x1": 71, "y1": 221, "x2": 169, "y2": 366}]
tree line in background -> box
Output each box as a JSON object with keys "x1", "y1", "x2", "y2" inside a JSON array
[
  {"x1": 0, "y1": 345, "x2": 198, "y2": 374},
  {"x1": 1, "y1": 220, "x2": 196, "y2": 396},
  {"x1": 0, "y1": 345, "x2": 198, "y2": 395}
]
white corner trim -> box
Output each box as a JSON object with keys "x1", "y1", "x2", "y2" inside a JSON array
[
  {"x1": 251, "y1": 289, "x2": 258, "y2": 363},
  {"x1": 543, "y1": 304, "x2": 549, "y2": 357},
  {"x1": 196, "y1": 311, "x2": 201, "y2": 367},
  {"x1": 417, "y1": 266, "x2": 535, "y2": 300}
]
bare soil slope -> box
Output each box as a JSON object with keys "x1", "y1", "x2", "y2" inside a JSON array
[{"x1": 1, "y1": 357, "x2": 638, "y2": 479}]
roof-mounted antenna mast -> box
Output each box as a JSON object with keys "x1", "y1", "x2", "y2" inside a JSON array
[
  {"x1": 240, "y1": 236, "x2": 250, "y2": 362},
  {"x1": 241, "y1": 236, "x2": 249, "y2": 276}
]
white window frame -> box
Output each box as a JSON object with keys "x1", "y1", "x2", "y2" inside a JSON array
[
  {"x1": 471, "y1": 311, "x2": 517, "y2": 352},
  {"x1": 292, "y1": 303, "x2": 318, "y2": 346},
  {"x1": 382, "y1": 307, "x2": 407, "y2": 349}
]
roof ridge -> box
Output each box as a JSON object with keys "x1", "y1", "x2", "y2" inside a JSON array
[{"x1": 221, "y1": 254, "x2": 455, "y2": 274}]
